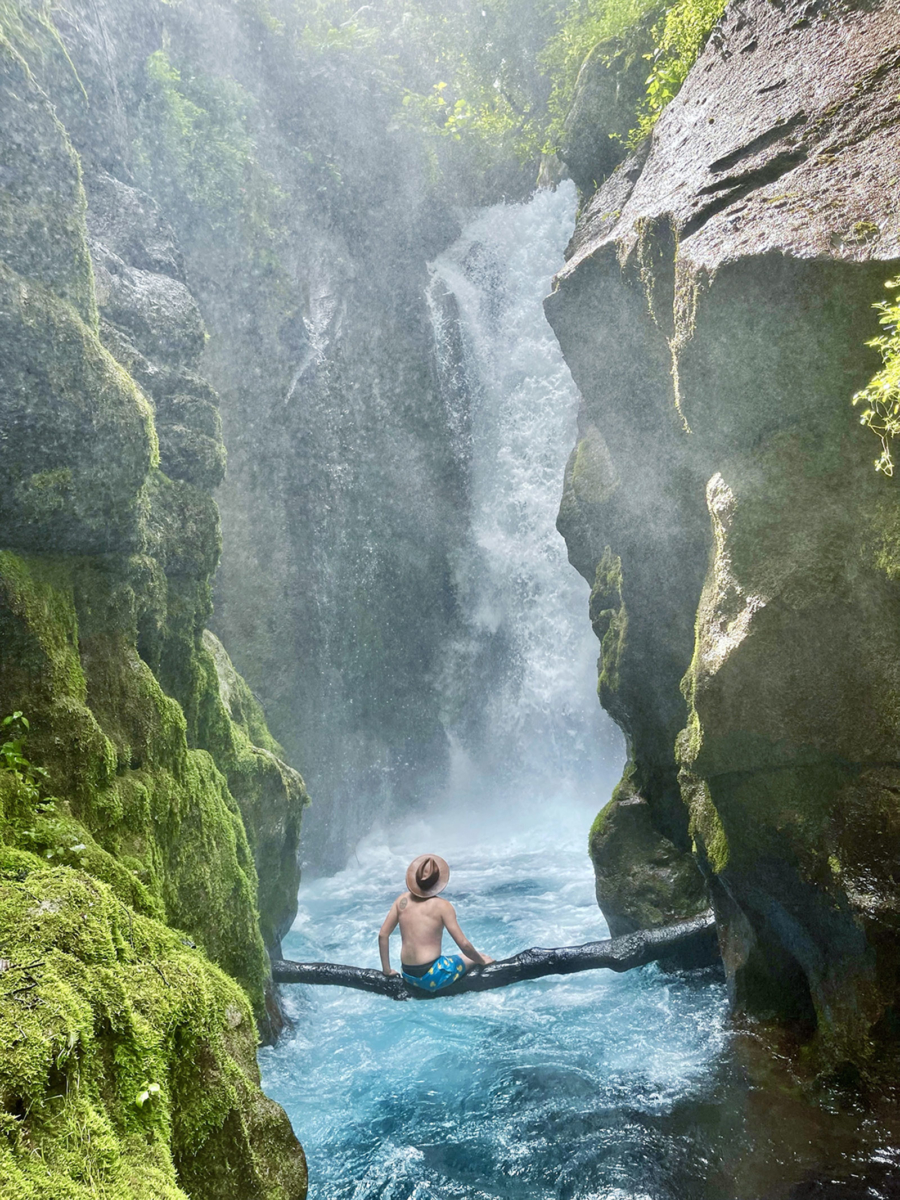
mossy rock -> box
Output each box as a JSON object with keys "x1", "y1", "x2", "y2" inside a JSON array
[
  {"x1": 589, "y1": 771, "x2": 707, "y2": 937},
  {"x1": 91, "y1": 244, "x2": 206, "y2": 368},
  {"x1": 0, "y1": 263, "x2": 156, "y2": 555},
  {"x1": 0, "y1": 34, "x2": 96, "y2": 325},
  {"x1": 0, "y1": 864, "x2": 307, "y2": 1200},
  {"x1": 557, "y1": 423, "x2": 619, "y2": 584},
  {"x1": 86, "y1": 172, "x2": 186, "y2": 282},
  {"x1": 677, "y1": 426, "x2": 900, "y2": 1062},
  {"x1": 145, "y1": 472, "x2": 221, "y2": 581},
  {"x1": 164, "y1": 629, "x2": 308, "y2": 956},
  {"x1": 156, "y1": 423, "x2": 227, "y2": 491},
  {"x1": 0, "y1": 551, "x2": 270, "y2": 1012},
  {"x1": 0, "y1": 11, "x2": 308, "y2": 1180}
]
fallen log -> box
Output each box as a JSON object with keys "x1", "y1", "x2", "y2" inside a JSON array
[{"x1": 270, "y1": 909, "x2": 718, "y2": 1000}]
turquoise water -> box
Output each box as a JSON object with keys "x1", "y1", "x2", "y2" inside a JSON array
[{"x1": 259, "y1": 796, "x2": 732, "y2": 1200}]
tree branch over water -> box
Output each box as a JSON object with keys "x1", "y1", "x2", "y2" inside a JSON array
[{"x1": 271, "y1": 910, "x2": 718, "y2": 1000}]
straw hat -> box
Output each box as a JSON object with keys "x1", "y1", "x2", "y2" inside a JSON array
[{"x1": 406, "y1": 853, "x2": 450, "y2": 898}]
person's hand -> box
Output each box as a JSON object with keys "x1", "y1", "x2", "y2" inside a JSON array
[
  {"x1": 480, "y1": 955, "x2": 494, "y2": 965},
  {"x1": 383, "y1": 967, "x2": 399, "y2": 977}
]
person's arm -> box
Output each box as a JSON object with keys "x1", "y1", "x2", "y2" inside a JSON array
[
  {"x1": 378, "y1": 900, "x2": 400, "y2": 976},
  {"x1": 442, "y1": 902, "x2": 493, "y2": 966}
]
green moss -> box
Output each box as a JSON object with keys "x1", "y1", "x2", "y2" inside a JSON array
[
  {"x1": 677, "y1": 765, "x2": 729, "y2": 875},
  {"x1": 589, "y1": 547, "x2": 628, "y2": 699},
  {"x1": 0, "y1": 541, "x2": 309, "y2": 1191},
  {"x1": 589, "y1": 798, "x2": 613, "y2": 846},
  {"x1": 0, "y1": 866, "x2": 307, "y2": 1200},
  {"x1": 691, "y1": 782, "x2": 729, "y2": 874},
  {"x1": 0, "y1": 552, "x2": 270, "y2": 1010},
  {"x1": 144, "y1": 472, "x2": 221, "y2": 582},
  {"x1": 0, "y1": 8, "x2": 309, "y2": 1185},
  {"x1": 202, "y1": 631, "x2": 282, "y2": 756},
  {"x1": 133, "y1": 49, "x2": 288, "y2": 280},
  {"x1": 155, "y1": 622, "x2": 308, "y2": 955},
  {"x1": 589, "y1": 765, "x2": 708, "y2": 934},
  {"x1": 0, "y1": 263, "x2": 156, "y2": 555},
  {"x1": 0, "y1": 551, "x2": 86, "y2": 705}
]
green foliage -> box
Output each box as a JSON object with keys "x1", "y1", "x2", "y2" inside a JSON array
[
  {"x1": 634, "y1": 0, "x2": 728, "y2": 139},
  {"x1": 541, "y1": 0, "x2": 732, "y2": 153},
  {"x1": 0, "y1": 713, "x2": 48, "y2": 804},
  {"x1": 540, "y1": 0, "x2": 661, "y2": 145},
  {"x1": 291, "y1": 0, "x2": 726, "y2": 174},
  {"x1": 131, "y1": 0, "x2": 726, "y2": 217},
  {"x1": 0, "y1": 262, "x2": 157, "y2": 555},
  {"x1": 853, "y1": 278, "x2": 900, "y2": 476},
  {"x1": 292, "y1": 0, "x2": 380, "y2": 51},
  {"x1": 139, "y1": 50, "x2": 254, "y2": 216},
  {"x1": 134, "y1": 50, "x2": 287, "y2": 270}
]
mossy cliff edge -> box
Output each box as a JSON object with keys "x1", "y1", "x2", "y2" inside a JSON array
[
  {"x1": 0, "y1": 9, "x2": 308, "y2": 1196},
  {"x1": 547, "y1": 0, "x2": 900, "y2": 1070}
]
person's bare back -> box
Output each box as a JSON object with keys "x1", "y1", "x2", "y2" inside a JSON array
[{"x1": 378, "y1": 854, "x2": 493, "y2": 990}]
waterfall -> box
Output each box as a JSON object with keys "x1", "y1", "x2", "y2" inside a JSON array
[{"x1": 427, "y1": 181, "x2": 622, "y2": 802}]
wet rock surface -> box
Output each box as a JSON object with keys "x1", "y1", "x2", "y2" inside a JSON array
[
  {"x1": 589, "y1": 777, "x2": 708, "y2": 937},
  {"x1": 547, "y1": 0, "x2": 900, "y2": 1066}
]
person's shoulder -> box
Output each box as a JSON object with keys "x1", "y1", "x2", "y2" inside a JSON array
[{"x1": 396, "y1": 891, "x2": 412, "y2": 909}]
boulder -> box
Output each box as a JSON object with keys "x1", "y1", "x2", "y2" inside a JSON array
[
  {"x1": 590, "y1": 774, "x2": 708, "y2": 937},
  {"x1": 91, "y1": 241, "x2": 206, "y2": 365}
]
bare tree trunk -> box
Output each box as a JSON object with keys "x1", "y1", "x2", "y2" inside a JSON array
[{"x1": 271, "y1": 910, "x2": 717, "y2": 1000}]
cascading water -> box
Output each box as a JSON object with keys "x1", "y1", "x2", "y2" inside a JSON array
[{"x1": 426, "y1": 183, "x2": 619, "y2": 793}]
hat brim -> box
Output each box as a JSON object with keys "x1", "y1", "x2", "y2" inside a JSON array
[{"x1": 406, "y1": 853, "x2": 450, "y2": 898}]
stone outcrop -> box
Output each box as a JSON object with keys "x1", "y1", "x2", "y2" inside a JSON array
[
  {"x1": 589, "y1": 770, "x2": 708, "y2": 937},
  {"x1": 0, "y1": 4, "x2": 308, "y2": 1194},
  {"x1": 547, "y1": 0, "x2": 900, "y2": 1066},
  {"x1": 556, "y1": 10, "x2": 661, "y2": 196}
]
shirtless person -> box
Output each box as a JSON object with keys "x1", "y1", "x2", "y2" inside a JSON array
[{"x1": 379, "y1": 854, "x2": 494, "y2": 992}]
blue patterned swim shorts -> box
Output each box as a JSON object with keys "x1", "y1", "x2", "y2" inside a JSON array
[{"x1": 401, "y1": 954, "x2": 466, "y2": 992}]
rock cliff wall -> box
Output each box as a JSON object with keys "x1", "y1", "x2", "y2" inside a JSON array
[
  {"x1": 548, "y1": 0, "x2": 900, "y2": 1067},
  {"x1": 0, "y1": 3, "x2": 308, "y2": 1194}
]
